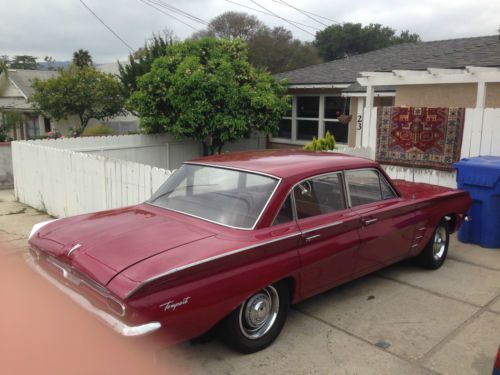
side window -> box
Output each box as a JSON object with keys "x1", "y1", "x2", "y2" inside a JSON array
[
  {"x1": 346, "y1": 169, "x2": 395, "y2": 207},
  {"x1": 294, "y1": 173, "x2": 346, "y2": 219},
  {"x1": 272, "y1": 194, "x2": 294, "y2": 226}
]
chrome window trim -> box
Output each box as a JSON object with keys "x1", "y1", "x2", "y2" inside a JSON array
[
  {"x1": 126, "y1": 231, "x2": 301, "y2": 298},
  {"x1": 343, "y1": 167, "x2": 399, "y2": 206},
  {"x1": 290, "y1": 170, "x2": 349, "y2": 220},
  {"x1": 148, "y1": 163, "x2": 282, "y2": 231}
]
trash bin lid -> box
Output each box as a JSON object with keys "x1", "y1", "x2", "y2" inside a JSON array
[{"x1": 454, "y1": 156, "x2": 500, "y2": 188}]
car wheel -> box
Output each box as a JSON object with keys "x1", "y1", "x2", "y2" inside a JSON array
[
  {"x1": 220, "y1": 282, "x2": 289, "y2": 353},
  {"x1": 417, "y1": 219, "x2": 450, "y2": 269}
]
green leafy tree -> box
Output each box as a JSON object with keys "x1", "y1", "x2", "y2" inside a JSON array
[
  {"x1": 314, "y1": 23, "x2": 421, "y2": 61},
  {"x1": 248, "y1": 26, "x2": 322, "y2": 73},
  {"x1": 0, "y1": 58, "x2": 8, "y2": 77},
  {"x1": 303, "y1": 131, "x2": 336, "y2": 151},
  {"x1": 0, "y1": 111, "x2": 22, "y2": 142},
  {"x1": 72, "y1": 49, "x2": 93, "y2": 68},
  {"x1": 31, "y1": 66, "x2": 125, "y2": 136},
  {"x1": 192, "y1": 12, "x2": 323, "y2": 73},
  {"x1": 118, "y1": 33, "x2": 174, "y2": 99},
  {"x1": 10, "y1": 55, "x2": 39, "y2": 70},
  {"x1": 128, "y1": 38, "x2": 290, "y2": 155}
]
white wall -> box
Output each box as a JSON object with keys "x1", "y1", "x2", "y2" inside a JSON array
[
  {"x1": 12, "y1": 142, "x2": 171, "y2": 217},
  {"x1": 0, "y1": 143, "x2": 13, "y2": 189},
  {"x1": 27, "y1": 133, "x2": 267, "y2": 170},
  {"x1": 354, "y1": 107, "x2": 500, "y2": 188}
]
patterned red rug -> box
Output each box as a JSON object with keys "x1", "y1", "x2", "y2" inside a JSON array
[{"x1": 376, "y1": 107, "x2": 465, "y2": 171}]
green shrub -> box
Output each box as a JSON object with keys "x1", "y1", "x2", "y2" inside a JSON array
[
  {"x1": 82, "y1": 124, "x2": 116, "y2": 136},
  {"x1": 303, "y1": 131, "x2": 336, "y2": 151}
]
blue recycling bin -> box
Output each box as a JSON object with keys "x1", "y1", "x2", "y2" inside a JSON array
[{"x1": 454, "y1": 156, "x2": 500, "y2": 248}]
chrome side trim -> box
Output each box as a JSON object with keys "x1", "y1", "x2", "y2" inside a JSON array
[
  {"x1": 67, "y1": 243, "x2": 81, "y2": 257},
  {"x1": 26, "y1": 255, "x2": 161, "y2": 337},
  {"x1": 301, "y1": 220, "x2": 344, "y2": 234},
  {"x1": 126, "y1": 231, "x2": 301, "y2": 298}
]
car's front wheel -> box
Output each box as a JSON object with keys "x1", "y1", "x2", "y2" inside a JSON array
[
  {"x1": 220, "y1": 282, "x2": 289, "y2": 353},
  {"x1": 417, "y1": 219, "x2": 450, "y2": 269}
]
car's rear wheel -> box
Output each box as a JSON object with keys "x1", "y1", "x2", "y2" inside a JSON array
[
  {"x1": 220, "y1": 282, "x2": 289, "y2": 353},
  {"x1": 417, "y1": 219, "x2": 449, "y2": 269}
]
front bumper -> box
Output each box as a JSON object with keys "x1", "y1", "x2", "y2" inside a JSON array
[{"x1": 25, "y1": 255, "x2": 162, "y2": 337}]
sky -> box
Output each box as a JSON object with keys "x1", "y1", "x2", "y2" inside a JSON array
[{"x1": 1, "y1": 0, "x2": 499, "y2": 64}]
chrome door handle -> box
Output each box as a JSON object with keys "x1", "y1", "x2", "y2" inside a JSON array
[
  {"x1": 362, "y1": 218, "x2": 378, "y2": 226},
  {"x1": 304, "y1": 234, "x2": 321, "y2": 243}
]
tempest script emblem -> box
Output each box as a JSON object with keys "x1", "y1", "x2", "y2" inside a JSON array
[{"x1": 160, "y1": 297, "x2": 191, "y2": 312}]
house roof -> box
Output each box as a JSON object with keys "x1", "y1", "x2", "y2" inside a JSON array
[
  {"x1": 6, "y1": 69, "x2": 58, "y2": 98},
  {"x1": 275, "y1": 35, "x2": 500, "y2": 86}
]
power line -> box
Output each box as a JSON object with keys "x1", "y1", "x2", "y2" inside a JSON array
[
  {"x1": 225, "y1": 0, "x2": 320, "y2": 31},
  {"x1": 272, "y1": 0, "x2": 340, "y2": 25},
  {"x1": 139, "y1": 0, "x2": 199, "y2": 31},
  {"x1": 273, "y1": 0, "x2": 328, "y2": 27},
  {"x1": 79, "y1": 0, "x2": 134, "y2": 52},
  {"x1": 249, "y1": 0, "x2": 315, "y2": 36},
  {"x1": 145, "y1": 0, "x2": 208, "y2": 26}
]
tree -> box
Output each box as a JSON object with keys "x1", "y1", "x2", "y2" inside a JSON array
[
  {"x1": 248, "y1": 26, "x2": 322, "y2": 73},
  {"x1": 128, "y1": 38, "x2": 290, "y2": 155},
  {"x1": 191, "y1": 12, "x2": 323, "y2": 73},
  {"x1": 44, "y1": 56, "x2": 56, "y2": 70},
  {"x1": 31, "y1": 66, "x2": 125, "y2": 136},
  {"x1": 205, "y1": 11, "x2": 264, "y2": 41},
  {"x1": 314, "y1": 23, "x2": 421, "y2": 61},
  {"x1": 0, "y1": 57, "x2": 8, "y2": 77},
  {"x1": 0, "y1": 111, "x2": 22, "y2": 142},
  {"x1": 118, "y1": 33, "x2": 174, "y2": 99},
  {"x1": 72, "y1": 49, "x2": 93, "y2": 68},
  {"x1": 10, "y1": 55, "x2": 38, "y2": 70}
]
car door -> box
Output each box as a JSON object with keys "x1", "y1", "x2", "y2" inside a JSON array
[
  {"x1": 293, "y1": 172, "x2": 361, "y2": 298},
  {"x1": 344, "y1": 168, "x2": 416, "y2": 276}
]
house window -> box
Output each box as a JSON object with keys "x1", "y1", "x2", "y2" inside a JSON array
[
  {"x1": 277, "y1": 119, "x2": 292, "y2": 139},
  {"x1": 297, "y1": 120, "x2": 318, "y2": 141},
  {"x1": 272, "y1": 95, "x2": 351, "y2": 145},
  {"x1": 297, "y1": 96, "x2": 319, "y2": 118},
  {"x1": 44, "y1": 117, "x2": 51, "y2": 133}
]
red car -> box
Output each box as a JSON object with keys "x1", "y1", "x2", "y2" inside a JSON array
[{"x1": 27, "y1": 150, "x2": 472, "y2": 353}]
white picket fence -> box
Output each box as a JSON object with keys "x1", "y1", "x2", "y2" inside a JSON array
[
  {"x1": 12, "y1": 142, "x2": 171, "y2": 218},
  {"x1": 353, "y1": 107, "x2": 500, "y2": 188}
]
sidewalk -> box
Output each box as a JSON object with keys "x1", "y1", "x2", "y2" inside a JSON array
[{"x1": 1, "y1": 189, "x2": 499, "y2": 375}]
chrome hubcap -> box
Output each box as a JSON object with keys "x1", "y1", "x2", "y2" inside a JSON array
[
  {"x1": 239, "y1": 286, "x2": 279, "y2": 340},
  {"x1": 433, "y1": 226, "x2": 447, "y2": 260}
]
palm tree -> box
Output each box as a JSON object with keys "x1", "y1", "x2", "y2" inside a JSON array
[{"x1": 72, "y1": 49, "x2": 93, "y2": 68}]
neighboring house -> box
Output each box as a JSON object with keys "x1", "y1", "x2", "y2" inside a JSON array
[
  {"x1": 0, "y1": 64, "x2": 138, "y2": 140},
  {"x1": 0, "y1": 69, "x2": 60, "y2": 139},
  {"x1": 273, "y1": 35, "x2": 500, "y2": 149}
]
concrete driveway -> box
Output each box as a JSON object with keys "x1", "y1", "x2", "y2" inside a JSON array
[{"x1": 0, "y1": 189, "x2": 498, "y2": 374}]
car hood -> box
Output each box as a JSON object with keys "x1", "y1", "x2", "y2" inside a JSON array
[{"x1": 30, "y1": 205, "x2": 216, "y2": 286}]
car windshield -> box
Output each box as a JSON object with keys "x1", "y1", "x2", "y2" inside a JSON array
[{"x1": 148, "y1": 164, "x2": 279, "y2": 229}]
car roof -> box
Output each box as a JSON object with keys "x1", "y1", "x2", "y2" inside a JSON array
[{"x1": 188, "y1": 150, "x2": 379, "y2": 181}]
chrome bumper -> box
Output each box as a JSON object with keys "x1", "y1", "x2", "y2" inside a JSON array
[{"x1": 25, "y1": 255, "x2": 162, "y2": 337}]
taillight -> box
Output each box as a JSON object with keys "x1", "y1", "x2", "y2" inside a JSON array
[
  {"x1": 107, "y1": 296, "x2": 126, "y2": 316},
  {"x1": 495, "y1": 346, "x2": 500, "y2": 370}
]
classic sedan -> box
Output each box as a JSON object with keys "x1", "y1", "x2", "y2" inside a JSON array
[{"x1": 27, "y1": 150, "x2": 472, "y2": 353}]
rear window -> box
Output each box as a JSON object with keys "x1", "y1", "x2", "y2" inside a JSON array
[{"x1": 149, "y1": 164, "x2": 279, "y2": 229}]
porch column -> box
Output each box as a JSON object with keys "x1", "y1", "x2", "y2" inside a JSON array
[
  {"x1": 362, "y1": 85, "x2": 374, "y2": 152},
  {"x1": 475, "y1": 81, "x2": 487, "y2": 154}
]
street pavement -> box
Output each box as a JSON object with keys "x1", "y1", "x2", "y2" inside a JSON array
[{"x1": 0, "y1": 189, "x2": 498, "y2": 375}]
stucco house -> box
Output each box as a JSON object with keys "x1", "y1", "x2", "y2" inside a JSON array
[
  {"x1": 0, "y1": 65, "x2": 138, "y2": 140},
  {"x1": 273, "y1": 35, "x2": 500, "y2": 149},
  {"x1": 0, "y1": 69, "x2": 61, "y2": 139}
]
